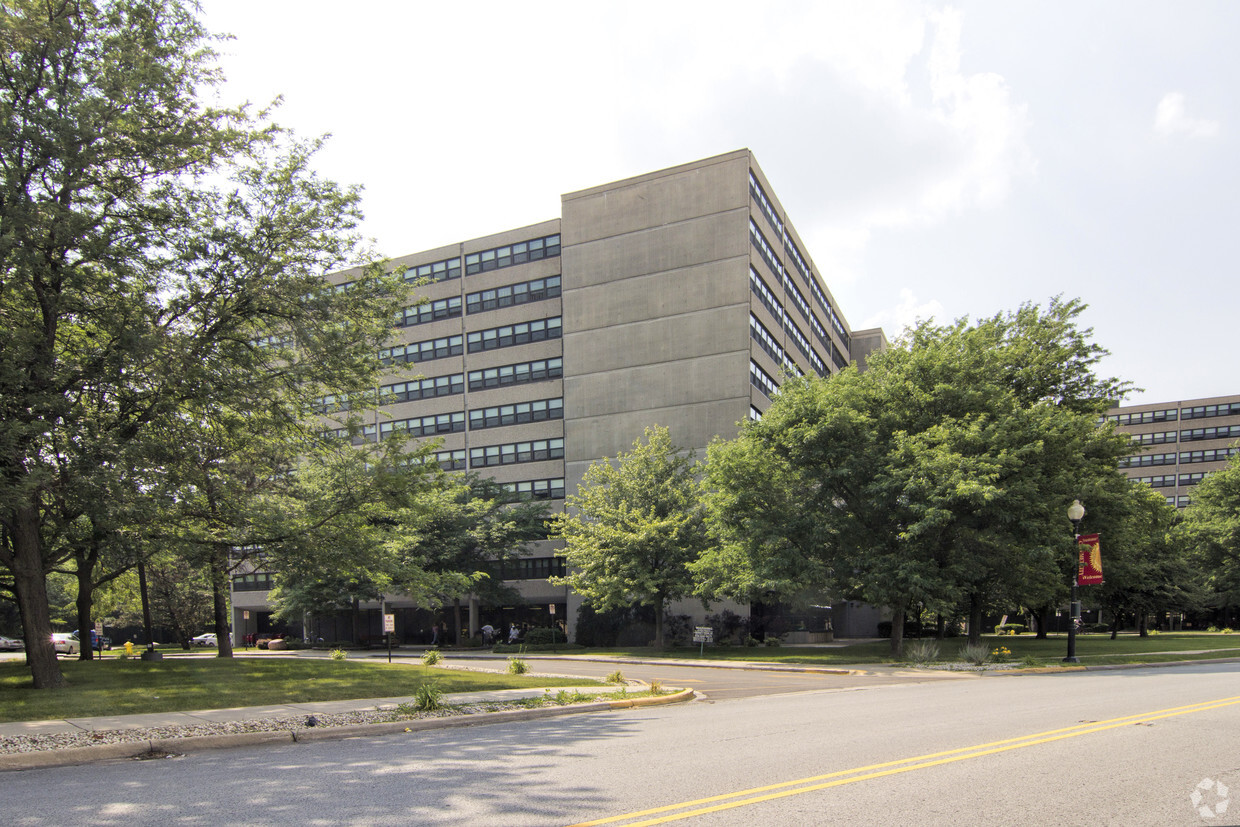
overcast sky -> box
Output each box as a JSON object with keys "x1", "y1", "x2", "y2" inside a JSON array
[{"x1": 199, "y1": 1, "x2": 1237, "y2": 406}]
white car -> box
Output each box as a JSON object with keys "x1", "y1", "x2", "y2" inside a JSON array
[
  {"x1": 0, "y1": 635, "x2": 24, "y2": 651},
  {"x1": 52, "y1": 633, "x2": 80, "y2": 655},
  {"x1": 190, "y1": 632, "x2": 218, "y2": 647}
]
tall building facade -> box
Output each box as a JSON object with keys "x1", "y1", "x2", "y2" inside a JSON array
[
  {"x1": 1107, "y1": 395, "x2": 1240, "y2": 508},
  {"x1": 231, "y1": 150, "x2": 887, "y2": 643}
]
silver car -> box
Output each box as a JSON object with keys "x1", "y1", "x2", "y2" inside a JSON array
[{"x1": 52, "y1": 633, "x2": 80, "y2": 655}]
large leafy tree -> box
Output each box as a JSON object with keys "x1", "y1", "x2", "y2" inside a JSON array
[
  {"x1": 552, "y1": 425, "x2": 711, "y2": 648},
  {"x1": 700, "y1": 299, "x2": 1133, "y2": 653},
  {"x1": 0, "y1": 0, "x2": 400, "y2": 686},
  {"x1": 1179, "y1": 453, "x2": 1240, "y2": 623}
]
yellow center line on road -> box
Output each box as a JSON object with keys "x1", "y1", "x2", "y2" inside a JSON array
[{"x1": 567, "y1": 695, "x2": 1240, "y2": 827}]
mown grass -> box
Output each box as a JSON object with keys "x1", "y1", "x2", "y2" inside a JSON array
[
  {"x1": 581, "y1": 632, "x2": 1240, "y2": 666},
  {"x1": 0, "y1": 657, "x2": 592, "y2": 723}
]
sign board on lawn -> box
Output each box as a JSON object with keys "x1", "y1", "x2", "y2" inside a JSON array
[
  {"x1": 693, "y1": 626, "x2": 713, "y2": 643},
  {"x1": 383, "y1": 613, "x2": 395, "y2": 633}
]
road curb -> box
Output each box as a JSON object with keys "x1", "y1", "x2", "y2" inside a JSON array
[{"x1": 0, "y1": 692, "x2": 694, "y2": 772}]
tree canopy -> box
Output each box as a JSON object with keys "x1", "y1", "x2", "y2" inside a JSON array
[{"x1": 551, "y1": 426, "x2": 711, "y2": 648}]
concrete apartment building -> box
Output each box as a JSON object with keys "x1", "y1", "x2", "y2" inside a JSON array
[
  {"x1": 1107, "y1": 395, "x2": 1240, "y2": 508},
  {"x1": 231, "y1": 150, "x2": 887, "y2": 644}
]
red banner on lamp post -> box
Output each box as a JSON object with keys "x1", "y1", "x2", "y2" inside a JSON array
[{"x1": 1077, "y1": 533, "x2": 1103, "y2": 586}]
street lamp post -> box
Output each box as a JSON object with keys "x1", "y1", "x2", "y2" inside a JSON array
[{"x1": 1064, "y1": 499, "x2": 1085, "y2": 664}]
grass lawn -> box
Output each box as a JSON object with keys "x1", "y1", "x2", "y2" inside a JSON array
[
  {"x1": 0, "y1": 656, "x2": 592, "y2": 723},
  {"x1": 573, "y1": 632, "x2": 1240, "y2": 667}
]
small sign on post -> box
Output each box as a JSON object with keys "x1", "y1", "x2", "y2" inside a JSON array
[
  {"x1": 384, "y1": 613, "x2": 395, "y2": 663},
  {"x1": 693, "y1": 625, "x2": 714, "y2": 657}
]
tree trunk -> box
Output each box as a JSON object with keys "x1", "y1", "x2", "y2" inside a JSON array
[
  {"x1": 75, "y1": 555, "x2": 95, "y2": 661},
  {"x1": 935, "y1": 613, "x2": 946, "y2": 640},
  {"x1": 137, "y1": 557, "x2": 155, "y2": 648},
  {"x1": 10, "y1": 505, "x2": 65, "y2": 688},
  {"x1": 1035, "y1": 605, "x2": 1050, "y2": 640},
  {"x1": 1138, "y1": 612, "x2": 1149, "y2": 637},
  {"x1": 654, "y1": 598, "x2": 665, "y2": 649},
  {"x1": 889, "y1": 608, "x2": 905, "y2": 656},
  {"x1": 210, "y1": 547, "x2": 233, "y2": 658},
  {"x1": 967, "y1": 594, "x2": 983, "y2": 647},
  {"x1": 1110, "y1": 609, "x2": 1121, "y2": 640},
  {"x1": 351, "y1": 597, "x2": 363, "y2": 645},
  {"x1": 453, "y1": 598, "x2": 462, "y2": 646}
]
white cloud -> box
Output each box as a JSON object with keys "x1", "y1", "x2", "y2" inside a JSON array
[
  {"x1": 858, "y1": 289, "x2": 945, "y2": 337},
  {"x1": 1154, "y1": 92, "x2": 1220, "y2": 138}
]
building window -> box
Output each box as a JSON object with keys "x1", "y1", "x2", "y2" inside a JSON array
[
  {"x1": 1119, "y1": 452, "x2": 1177, "y2": 468},
  {"x1": 435, "y1": 449, "x2": 467, "y2": 471},
  {"x1": 381, "y1": 374, "x2": 464, "y2": 403},
  {"x1": 1129, "y1": 430, "x2": 1178, "y2": 446},
  {"x1": 403, "y1": 257, "x2": 462, "y2": 284},
  {"x1": 1181, "y1": 403, "x2": 1240, "y2": 420},
  {"x1": 468, "y1": 357, "x2": 563, "y2": 391},
  {"x1": 750, "y1": 361, "x2": 778, "y2": 399},
  {"x1": 379, "y1": 411, "x2": 466, "y2": 439},
  {"x1": 232, "y1": 573, "x2": 275, "y2": 592},
  {"x1": 498, "y1": 556, "x2": 567, "y2": 580},
  {"x1": 1180, "y1": 425, "x2": 1240, "y2": 442},
  {"x1": 380, "y1": 335, "x2": 463, "y2": 365},
  {"x1": 1180, "y1": 447, "x2": 1240, "y2": 464},
  {"x1": 1107, "y1": 409, "x2": 1179, "y2": 425},
  {"x1": 1178, "y1": 472, "x2": 1208, "y2": 486},
  {"x1": 466, "y1": 317, "x2": 562, "y2": 353},
  {"x1": 395, "y1": 296, "x2": 462, "y2": 328},
  {"x1": 470, "y1": 438, "x2": 565, "y2": 468},
  {"x1": 500, "y1": 478, "x2": 566, "y2": 501},
  {"x1": 465, "y1": 233, "x2": 561, "y2": 275},
  {"x1": 1133, "y1": 474, "x2": 1177, "y2": 488},
  {"x1": 466, "y1": 276, "x2": 561, "y2": 314},
  {"x1": 469, "y1": 398, "x2": 564, "y2": 430}
]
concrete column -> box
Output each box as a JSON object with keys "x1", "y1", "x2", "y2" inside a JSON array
[{"x1": 468, "y1": 594, "x2": 479, "y2": 637}]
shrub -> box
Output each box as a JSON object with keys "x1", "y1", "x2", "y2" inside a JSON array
[
  {"x1": 905, "y1": 639, "x2": 940, "y2": 665},
  {"x1": 605, "y1": 670, "x2": 625, "y2": 684},
  {"x1": 994, "y1": 623, "x2": 1026, "y2": 635},
  {"x1": 412, "y1": 682, "x2": 444, "y2": 711},
  {"x1": 507, "y1": 656, "x2": 529, "y2": 675},
  {"x1": 422, "y1": 648, "x2": 443, "y2": 666},
  {"x1": 524, "y1": 627, "x2": 566, "y2": 646},
  {"x1": 990, "y1": 645, "x2": 1012, "y2": 663},
  {"x1": 764, "y1": 636, "x2": 782, "y2": 647},
  {"x1": 959, "y1": 643, "x2": 991, "y2": 666},
  {"x1": 649, "y1": 679, "x2": 663, "y2": 696},
  {"x1": 329, "y1": 648, "x2": 347, "y2": 661},
  {"x1": 460, "y1": 635, "x2": 484, "y2": 648}
]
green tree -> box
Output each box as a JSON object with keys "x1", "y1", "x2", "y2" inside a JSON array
[
  {"x1": 700, "y1": 299, "x2": 1133, "y2": 654},
  {"x1": 0, "y1": 0, "x2": 401, "y2": 686},
  {"x1": 551, "y1": 426, "x2": 710, "y2": 649},
  {"x1": 1179, "y1": 453, "x2": 1240, "y2": 624}
]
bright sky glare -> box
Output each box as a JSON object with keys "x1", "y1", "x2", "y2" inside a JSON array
[{"x1": 200, "y1": 1, "x2": 1239, "y2": 406}]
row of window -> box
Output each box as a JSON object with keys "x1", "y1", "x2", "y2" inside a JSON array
[
  {"x1": 464, "y1": 234, "x2": 561, "y2": 275},
  {"x1": 750, "y1": 361, "x2": 778, "y2": 399},
  {"x1": 436, "y1": 449, "x2": 466, "y2": 471},
  {"x1": 381, "y1": 334, "x2": 462, "y2": 365},
  {"x1": 1182, "y1": 402, "x2": 1240, "y2": 420},
  {"x1": 470, "y1": 397, "x2": 564, "y2": 429},
  {"x1": 403, "y1": 256, "x2": 462, "y2": 285},
  {"x1": 1120, "y1": 452, "x2": 1177, "y2": 468},
  {"x1": 749, "y1": 172, "x2": 849, "y2": 346},
  {"x1": 1125, "y1": 425, "x2": 1240, "y2": 444},
  {"x1": 470, "y1": 438, "x2": 564, "y2": 468},
  {"x1": 395, "y1": 296, "x2": 462, "y2": 328},
  {"x1": 379, "y1": 412, "x2": 466, "y2": 439},
  {"x1": 384, "y1": 374, "x2": 464, "y2": 403},
  {"x1": 1108, "y1": 409, "x2": 1179, "y2": 425},
  {"x1": 466, "y1": 317, "x2": 562, "y2": 353},
  {"x1": 1166, "y1": 495, "x2": 1192, "y2": 508},
  {"x1": 468, "y1": 357, "x2": 562, "y2": 391},
  {"x1": 500, "y1": 478, "x2": 565, "y2": 501},
  {"x1": 749, "y1": 269, "x2": 827, "y2": 377},
  {"x1": 467, "y1": 275, "x2": 561, "y2": 314},
  {"x1": 1134, "y1": 473, "x2": 1208, "y2": 488},
  {"x1": 1129, "y1": 430, "x2": 1178, "y2": 446},
  {"x1": 1121, "y1": 448, "x2": 1240, "y2": 467},
  {"x1": 482, "y1": 556, "x2": 568, "y2": 581},
  {"x1": 232, "y1": 573, "x2": 275, "y2": 592}
]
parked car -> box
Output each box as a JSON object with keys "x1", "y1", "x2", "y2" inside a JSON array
[
  {"x1": 52, "y1": 632, "x2": 80, "y2": 655},
  {"x1": 73, "y1": 630, "x2": 111, "y2": 651},
  {"x1": 190, "y1": 632, "x2": 218, "y2": 647},
  {"x1": 0, "y1": 635, "x2": 24, "y2": 651}
]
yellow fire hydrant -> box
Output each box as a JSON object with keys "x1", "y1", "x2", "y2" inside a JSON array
[{"x1": 124, "y1": 641, "x2": 134, "y2": 657}]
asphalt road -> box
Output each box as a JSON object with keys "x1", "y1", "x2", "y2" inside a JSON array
[{"x1": 6, "y1": 661, "x2": 1239, "y2": 826}]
